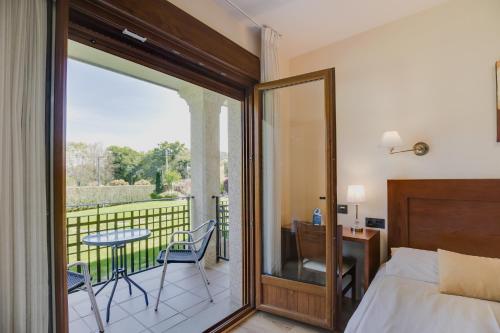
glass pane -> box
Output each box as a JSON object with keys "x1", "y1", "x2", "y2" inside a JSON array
[
  {"x1": 66, "y1": 40, "x2": 245, "y2": 332},
  {"x1": 261, "y1": 79, "x2": 327, "y2": 286}
]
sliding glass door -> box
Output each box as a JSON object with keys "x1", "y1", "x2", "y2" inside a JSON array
[{"x1": 254, "y1": 69, "x2": 337, "y2": 330}]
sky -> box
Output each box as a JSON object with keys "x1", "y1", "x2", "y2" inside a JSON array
[{"x1": 67, "y1": 59, "x2": 229, "y2": 153}]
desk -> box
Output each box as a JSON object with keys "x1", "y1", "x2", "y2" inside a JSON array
[
  {"x1": 342, "y1": 227, "x2": 380, "y2": 291},
  {"x1": 281, "y1": 224, "x2": 380, "y2": 291}
]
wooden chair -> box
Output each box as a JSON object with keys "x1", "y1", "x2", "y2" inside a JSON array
[{"x1": 295, "y1": 222, "x2": 356, "y2": 301}]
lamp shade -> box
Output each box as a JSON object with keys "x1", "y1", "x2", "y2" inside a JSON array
[
  {"x1": 381, "y1": 131, "x2": 403, "y2": 148},
  {"x1": 347, "y1": 185, "x2": 366, "y2": 204}
]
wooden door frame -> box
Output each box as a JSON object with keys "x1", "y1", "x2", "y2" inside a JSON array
[
  {"x1": 253, "y1": 69, "x2": 337, "y2": 331},
  {"x1": 52, "y1": 1, "x2": 257, "y2": 332}
]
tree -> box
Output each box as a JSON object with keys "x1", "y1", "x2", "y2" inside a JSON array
[
  {"x1": 139, "y1": 141, "x2": 190, "y2": 181},
  {"x1": 66, "y1": 142, "x2": 112, "y2": 186},
  {"x1": 155, "y1": 170, "x2": 163, "y2": 194},
  {"x1": 106, "y1": 146, "x2": 144, "y2": 184},
  {"x1": 164, "y1": 169, "x2": 181, "y2": 192}
]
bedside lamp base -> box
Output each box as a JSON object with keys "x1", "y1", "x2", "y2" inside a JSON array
[{"x1": 351, "y1": 226, "x2": 364, "y2": 233}]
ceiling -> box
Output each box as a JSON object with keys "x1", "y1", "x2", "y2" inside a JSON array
[{"x1": 218, "y1": 0, "x2": 449, "y2": 58}]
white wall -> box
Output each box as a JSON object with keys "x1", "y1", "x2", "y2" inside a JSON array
[{"x1": 289, "y1": 0, "x2": 500, "y2": 262}]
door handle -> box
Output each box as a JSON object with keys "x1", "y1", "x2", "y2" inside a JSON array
[{"x1": 319, "y1": 196, "x2": 326, "y2": 200}]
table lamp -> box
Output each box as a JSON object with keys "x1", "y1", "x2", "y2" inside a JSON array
[{"x1": 347, "y1": 185, "x2": 366, "y2": 233}]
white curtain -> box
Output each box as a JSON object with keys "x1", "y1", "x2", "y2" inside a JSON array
[
  {"x1": 261, "y1": 26, "x2": 282, "y2": 275},
  {"x1": 0, "y1": 1, "x2": 49, "y2": 332}
]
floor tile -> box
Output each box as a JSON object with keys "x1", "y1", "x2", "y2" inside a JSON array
[
  {"x1": 173, "y1": 274, "x2": 205, "y2": 290},
  {"x1": 190, "y1": 283, "x2": 226, "y2": 298},
  {"x1": 149, "y1": 313, "x2": 187, "y2": 333},
  {"x1": 69, "y1": 319, "x2": 92, "y2": 333},
  {"x1": 107, "y1": 286, "x2": 146, "y2": 304},
  {"x1": 213, "y1": 275, "x2": 230, "y2": 288},
  {"x1": 204, "y1": 268, "x2": 227, "y2": 281},
  {"x1": 165, "y1": 291, "x2": 204, "y2": 312},
  {"x1": 150, "y1": 283, "x2": 185, "y2": 301},
  {"x1": 102, "y1": 316, "x2": 146, "y2": 333},
  {"x1": 131, "y1": 268, "x2": 162, "y2": 282},
  {"x1": 164, "y1": 267, "x2": 199, "y2": 283},
  {"x1": 73, "y1": 294, "x2": 115, "y2": 317},
  {"x1": 82, "y1": 304, "x2": 128, "y2": 330},
  {"x1": 137, "y1": 277, "x2": 165, "y2": 292},
  {"x1": 69, "y1": 306, "x2": 81, "y2": 322},
  {"x1": 120, "y1": 294, "x2": 157, "y2": 315},
  {"x1": 68, "y1": 290, "x2": 91, "y2": 306},
  {"x1": 133, "y1": 303, "x2": 177, "y2": 327},
  {"x1": 169, "y1": 299, "x2": 237, "y2": 333}
]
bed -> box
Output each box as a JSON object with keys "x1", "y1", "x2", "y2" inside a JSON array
[{"x1": 345, "y1": 179, "x2": 500, "y2": 333}]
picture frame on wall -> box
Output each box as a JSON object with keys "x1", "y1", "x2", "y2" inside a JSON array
[{"x1": 497, "y1": 61, "x2": 500, "y2": 142}]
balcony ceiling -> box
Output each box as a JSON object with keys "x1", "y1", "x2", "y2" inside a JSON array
[{"x1": 218, "y1": 0, "x2": 449, "y2": 58}]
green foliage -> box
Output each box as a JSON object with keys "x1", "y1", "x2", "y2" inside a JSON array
[
  {"x1": 138, "y1": 141, "x2": 190, "y2": 181},
  {"x1": 71, "y1": 141, "x2": 191, "y2": 187},
  {"x1": 106, "y1": 141, "x2": 190, "y2": 185},
  {"x1": 106, "y1": 146, "x2": 144, "y2": 184},
  {"x1": 149, "y1": 192, "x2": 179, "y2": 200},
  {"x1": 164, "y1": 169, "x2": 181, "y2": 191},
  {"x1": 155, "y1": 170, "x2": 163, "y2": 194}
]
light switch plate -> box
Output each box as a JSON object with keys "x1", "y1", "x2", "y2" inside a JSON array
[{"x1": 337, "y1": 204, "x2": 348, "y2": 214}]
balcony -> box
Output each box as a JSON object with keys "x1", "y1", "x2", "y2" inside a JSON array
[{"x1": 67, "y1": 197, "x2": 236, "y2": 332}]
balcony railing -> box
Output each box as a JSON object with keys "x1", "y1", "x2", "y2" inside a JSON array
[
  {"x1": 214, "y1": 195, "x2": 229, "y2": 261},
  {"x1": 66, "y1": 198, "x2": 192, "y2": 284}
]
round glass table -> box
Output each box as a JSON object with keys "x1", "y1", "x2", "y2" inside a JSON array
[{"x1": 82, "y1": 228, "x2": 151, "y2": 322}]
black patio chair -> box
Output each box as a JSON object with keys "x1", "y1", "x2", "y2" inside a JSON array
[{"x1": 154, "y1": 220, "x2": 217, "y2": 311}]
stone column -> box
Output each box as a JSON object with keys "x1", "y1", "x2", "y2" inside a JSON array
[
  {"x1": 178, "y1": 86, "x2": 224, "y2": 267},
  {"x1": 227, "y1": 98, "x2": 243, "y2": 305}
]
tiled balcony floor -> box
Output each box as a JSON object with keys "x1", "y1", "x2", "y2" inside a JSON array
[{"x1": 69, "y1": 261, "x2": 240, "y2": 333}]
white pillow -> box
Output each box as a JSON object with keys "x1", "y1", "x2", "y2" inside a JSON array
[{"x1": 386, "y1": 247, "x2": 438, "y2": 284}]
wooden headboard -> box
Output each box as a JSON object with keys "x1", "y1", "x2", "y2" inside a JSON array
[{"x1": 388, "y1": 179, "x2": 500, "y2": 258}]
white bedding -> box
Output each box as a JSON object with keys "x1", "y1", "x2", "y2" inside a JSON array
[{"x1": 345, "y1": 248, "x2": 500, "y2": 333}]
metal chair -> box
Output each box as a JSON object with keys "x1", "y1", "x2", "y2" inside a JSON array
[
  {"x1": 67, "y1": 262, "x2": 104, "y2": 332},
  {"x1": 154, "y1": 220, "x2": 217, "y2": 311}
]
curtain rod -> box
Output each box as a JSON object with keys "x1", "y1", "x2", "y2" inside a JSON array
[{"x1": 223, "y1": 0, "x2": 282, "y2": 37}]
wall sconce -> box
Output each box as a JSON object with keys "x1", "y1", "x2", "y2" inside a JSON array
[{"x1": 381, "y1": 131, "x2": 429, "y2": 156}]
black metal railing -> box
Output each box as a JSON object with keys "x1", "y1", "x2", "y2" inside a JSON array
[
  {"x1": 213, "y1": 195, "x2": 229, "y2": 261},
  {"x1": 66, "y1": 197, "x2": 192, "y2": 285}
]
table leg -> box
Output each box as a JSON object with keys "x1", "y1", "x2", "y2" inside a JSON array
[
  {"x1": 120, "y1": 246, "x2": 132, "y2": 295},
  {"x1": 94, "y1": 272, "x2": 114, "y2": 297},
  {"x1": 106, "y1": 246, "x2": 120, "y2": 323},
  {"x1": 122, "y1": 270, "x2": 149, "y2": 306},
  {"x1": 94, "y1": 243, "x2": 151, "y2": 322}
]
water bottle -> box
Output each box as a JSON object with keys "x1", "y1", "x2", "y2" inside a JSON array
[{"x1": 312, "y1": 208, "x2": 322, "y2": 226}]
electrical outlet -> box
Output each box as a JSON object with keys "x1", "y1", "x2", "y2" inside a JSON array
[
  {"x1": 337, "y1": 204, "x2": 348, "y2": 214},
  {"x1": 366, "y1": 217, "x2": 385, "y2": 229}
]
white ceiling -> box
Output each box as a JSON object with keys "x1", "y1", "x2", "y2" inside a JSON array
[{"x1": 218, "y1": 0, "x2": 450, "y2": 58}]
